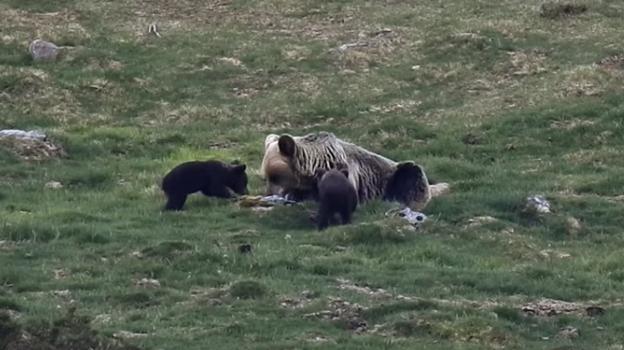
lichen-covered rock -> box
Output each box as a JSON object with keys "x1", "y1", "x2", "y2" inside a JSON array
[{"x1": 29, "y1": 39, "x2": 59, "y2": 62}]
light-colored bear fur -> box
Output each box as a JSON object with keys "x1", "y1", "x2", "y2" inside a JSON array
[{"x1": 260, "y1": 132, "x2": 449, "y2": 210}]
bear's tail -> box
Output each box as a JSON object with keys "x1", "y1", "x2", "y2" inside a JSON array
[{"x1": 429, "y1": 183, "x2": 450, "y2": 198}]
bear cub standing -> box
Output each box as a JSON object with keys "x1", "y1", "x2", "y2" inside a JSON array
[
  {"x1": 162, "y1": 160, "x2": 248, "y2": 211},
  {"x1": 315, "y1": 166, "x2": 357, "y2": 230}
]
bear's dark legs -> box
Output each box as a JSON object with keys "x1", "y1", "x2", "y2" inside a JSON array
[
  {"x1": 164, "y1": 194, "x2": 187, "y2": 211},
  {"x1": 339, "y1": 208, "x2": 352, "y2": 225},
  {"x1": 317, "y1": 207, "x2": 330, "y2": 231}
]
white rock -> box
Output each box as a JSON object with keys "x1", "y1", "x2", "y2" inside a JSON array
[{"x1": 45, "y1": 181, "x2": 63, "y2": 189}]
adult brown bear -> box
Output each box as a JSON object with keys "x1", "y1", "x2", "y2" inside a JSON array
[{"x1": 260, "y1": 132, "x2": 449, "y2": 210}]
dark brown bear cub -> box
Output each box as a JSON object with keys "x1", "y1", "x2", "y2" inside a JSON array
[
  {"x1": 315, "y1": 167, "x2": 357, "y2": 231},
  {"x1": 162, "y1": 160, "x2": 248, "y2": 211}
]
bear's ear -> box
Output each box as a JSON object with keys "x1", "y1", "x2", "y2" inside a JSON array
[
  {"x1": 396, "y1": 161, "x2": 417, "y2": 170},
  {"x1": 232, "y1": 164, "x2": 247, "y2": 173},
  {"x1": 278, "y1": 135, "x2": 296, "y2": 158},
  {"x1": 264, "y1": 134, "x2": 279, "y2": 149}
]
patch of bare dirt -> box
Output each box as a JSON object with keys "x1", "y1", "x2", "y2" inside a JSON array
[
  {"x1": 0, "y1": 134, "x2": 66, "y2": 161},
  {"x1": 304, "y1": 297, "x2": 368, "y2": 333},
  {"x1": 598, "y1": 54, "x2": 624, "y2": 70},
  {"x1": 279, "y1": 290, "x2": 316, "y2": 310},
  {"x1": 332, "y1": 29, "x2": 403, "y2": 70},
  {"x1": 2, "y1": 9, "x2": 89, "y2": 45},
  {"x1": 540, "y1": 2, "x2": 588, "y2": 19},
  {"x1": 550, "y1": 118, "x2": 595, "y2": 130},
  {"x1": 521, "y1": 298, "x2": 608, "y2": 317},
  {"x1": 464, "y1": 216, "x2": 499, "y2": 228},
  {"x1": 0, "y1": 240, "x2": 17, "y2": 251},
  {"x1": 506, "y1": 50, "x2": 548, "y2": 76},
  {"x1": 1, "y1": 308, "x2": 140, "y2": 350},
  {"x1": 561, "y1": 65, "x2": 608, "y2": 97},
  {"x1": 336, "y1": 278, "x2": 393, "y2": 300}
]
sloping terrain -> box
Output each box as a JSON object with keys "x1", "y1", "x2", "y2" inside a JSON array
[{"x1": 1, "y1": 0, "x2": 624, "y2": 349}]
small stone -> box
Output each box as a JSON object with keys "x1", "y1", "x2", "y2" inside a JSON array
[
  {"x1": 130, "y1": 250, "x2": 144, "y2": 259},
  {"x1": 566, "y1": 216, "x2": 582, "y2": 236},
  {"x1": 135, "y1": 278, "x2": 160, "y2": 289},
  {"x1": 45, "y1": 181, "x2": 63, "y2": 189},
  {"x1": 113, "y1": 330, "x2": 148, "y2": 339},
  {"x1": 218, "y1": 57, "x2": 242, "y2": 66},
  {"x1": 466, "y1": 216, "x2": 498, "y2": 227},
  {"x1": 52, "y1": 290, "x2": 71, "y2": 298},
  {"x1": 29, "y1": 39, "x2": 60, "y2": 62},
  {"x1": 92, "y1": 314, "x2": 112, "y2": 326},
  {"x1": 557, "y1": 326, "x2": 580, "y2": 339},
  {"x1": 301, "y1": 290, "x2": 315, "y2": 299}
]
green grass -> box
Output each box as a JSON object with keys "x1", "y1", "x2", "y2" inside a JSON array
[{"x1": 2, "y1": 0, "x2": 624, "y2": 349}]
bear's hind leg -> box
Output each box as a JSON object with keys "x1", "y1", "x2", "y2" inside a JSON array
[{"x1": 164, "y1": 194, "x2": 187, "y2": 211}]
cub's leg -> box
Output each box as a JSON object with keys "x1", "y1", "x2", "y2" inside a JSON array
[
  {"x1": 339, "y1": 208, "x2": 352, "y2": 225},
  {"x1": 317, "y1": 205, "x2": 330, "y2": 231},
  {"x1": 164, "y1": 193, "x2": 187, "y2": 211}
]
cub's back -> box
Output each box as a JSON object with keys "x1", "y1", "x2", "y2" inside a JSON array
[
  {"x1": 318, "y1": 171, "x2": 357, "y2": 207},
  {"x1": 162, "y1": 161, "x2": 223, "y2": 193}
]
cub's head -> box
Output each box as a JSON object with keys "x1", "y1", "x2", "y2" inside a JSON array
[
  {"x1": 314, "y1": 163, "x2": 348, "y2": 179},
  {"x1": 227, "y1": 162, "x2": 249, "y2": 195},
  {"x1": 383, "y1": 161, "x2": 430, "y2": 210}
]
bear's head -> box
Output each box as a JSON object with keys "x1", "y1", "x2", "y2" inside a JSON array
[
  {"x1": 227, "y1": 162, "x2": 249, "y2": 195},
  {"x1": 383, "y1": 161, "x2": 431, "y2": 210},
  {"x1": 261, "y1": 134, "x2": 299, "y2": 195}
]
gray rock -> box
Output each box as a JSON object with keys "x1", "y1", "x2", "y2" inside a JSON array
[
  {"x1": 524, "y1": 195, "x2": 551, "y2": 214},
  {"x1": 386, "y1": 207, "x2": 428, "y2": 227},
  {"x1": 0, "y1": 129, "x2": 47, "y2": 141},
  {"x1": 29, "y1": 39, "x2": 60, "y2": 62}
]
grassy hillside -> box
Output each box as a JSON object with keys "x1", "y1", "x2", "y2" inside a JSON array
[{"x1": 1, "y1": 0, "x2": 624, "y2": 348}]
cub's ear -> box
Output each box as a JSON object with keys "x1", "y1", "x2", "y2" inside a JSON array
[
  {"x1": 232, "y1": 164, "x2": 247, "y2": 173},
  {"x1": 278, "y1": 135, "x2": 296, "y2": 158},
  {"x1": 314, "y1": 168, "x2": 326, "y2": 180},
  {"x1": 264, "y1": 134, "x2": 279, "y2": 149},
  {"x1": 335, "y1": 163, "x2": 349, "y2": 177}
]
